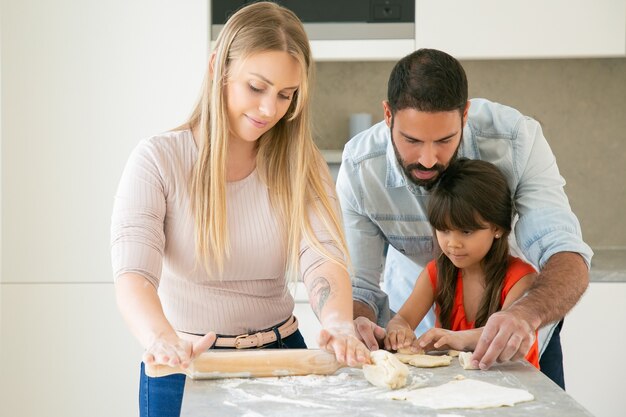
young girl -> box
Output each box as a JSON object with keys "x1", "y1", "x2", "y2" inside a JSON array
[
  {"x1": 111, "y1": 3, "x2": 368, "y2": 416},
  {"x1": 384, "y1": 158, "x2": 540, "y2": 369}
]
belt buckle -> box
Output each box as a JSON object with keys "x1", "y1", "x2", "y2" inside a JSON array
[{"x1": 234, "y1": 333, "x2": 250, "y2": 349}]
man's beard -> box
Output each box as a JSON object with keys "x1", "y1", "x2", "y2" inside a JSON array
[{"x1": 391, "y1": 129, "x2": 461, "y2": 191}]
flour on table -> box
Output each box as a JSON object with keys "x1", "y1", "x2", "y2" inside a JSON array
[
  {"x1": 257, "y1": 394, "x2": 335, "y2": 409},
  {"x1": 387, "y1": 378, "x2": 534, "y2": 409}
]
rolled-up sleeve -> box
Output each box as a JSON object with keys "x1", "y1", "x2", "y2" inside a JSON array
[
  {"x1": 110, "y1": 140, "x2": 167, "y2": 288},
  {"x1": 512, "y1": 118, "x2": 593, "y2": 270}
]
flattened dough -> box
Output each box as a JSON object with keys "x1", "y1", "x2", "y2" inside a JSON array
[
  {"x1": 363, "y1": 350, "x2": 409, "y2": 389},
  {"x1": 389, "y1": 378, "x2": 534, "y2": 409},
  {"x1": 397, "y1": 347, "x2": 425, "y2": 355},
  {"x1": 458, "y1": 351, "x2": 479, "y2": 370},
  {"x1": 395, "y1": 353, "x2": 452, "y2": 368}
]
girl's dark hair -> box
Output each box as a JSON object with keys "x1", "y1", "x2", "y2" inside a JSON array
[
  {"x1": 387, "y1": 48, "x2": 468, "y2": 116},
  {"x1": 427, "y1": 158, "x2": 513, "y2": 328}
]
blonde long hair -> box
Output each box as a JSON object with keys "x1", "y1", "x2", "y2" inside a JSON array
[{"x1": 186, "y1": 2, "x2": 348, "y2": 282}]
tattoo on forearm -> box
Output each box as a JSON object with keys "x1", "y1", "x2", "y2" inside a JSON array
[{"x1": 309, "y1": 276, "x2": 331, "y2": 319}]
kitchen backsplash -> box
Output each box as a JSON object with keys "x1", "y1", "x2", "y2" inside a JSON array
[{"x1": 311, "y1": 58, "x2": 626, "y2": 249}]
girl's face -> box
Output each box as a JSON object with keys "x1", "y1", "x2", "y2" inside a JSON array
[
  {"x1": 435, "y1": 223, "x2": 501, "y2": 270},
  {"x1": 225, "y1": 50, "x2": 301, "y2": 145}
]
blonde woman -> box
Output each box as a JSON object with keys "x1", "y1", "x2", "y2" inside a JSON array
[{"x1": 111, "y1": 2, "x2": 369, "y2": 416}]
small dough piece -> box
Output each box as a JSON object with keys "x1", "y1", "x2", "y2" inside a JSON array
[
  {"x1": 447, "y1": 349, "x2": 460, "y2": 357},
  {"x1": 395, "y1": 353, "x2": 418, "y2": 364},
  {"x1": 363, "y1": 350, "x2": 409, "y2": 389},
  {"x1": 388, "y1": 378, "x2": 534, "y2": 409},
  {"x1": 459, "y1": 351, "x2": 479, "y2": 370},
  {"x1": 395, "y1": 353, "x2": 452, "y2": 368}
]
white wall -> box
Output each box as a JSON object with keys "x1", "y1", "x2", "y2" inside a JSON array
[
  {"x1": 1, "y1": 0, "x2": 207, "y2": 285},
  {"x1": 0, "y1": 1, "x2": 208, "y2": 416},
  {"x1": 562, "y1": 282, "x2": 626, "y2": 417},
  {"x1": 0, "y1": 0, "x2": 3, "y2": 369}
]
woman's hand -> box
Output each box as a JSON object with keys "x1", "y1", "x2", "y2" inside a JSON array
[
  {"x1": 116, "y1": 273, "x2": 217, "y2": 370},
  {"x1": 416, "y1": 328, "x2": 480, "y2": 353},
  {"x1": 317, "y1": 321, "x2": 371, "y2": 367},
  {"x1": 142, "y1": 331, "x2": 217, "y2": 370},
  {"x1": 384, "y1": 314, "x2": 418, "y2": 352}
]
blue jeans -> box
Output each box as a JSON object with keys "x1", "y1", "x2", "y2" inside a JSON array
[
  {"x1": 138, "y1": 330, "x2": 307, "y2": 417},
  {"x1": 539, "y1": 319, "x2": 565, "y2": 390}
]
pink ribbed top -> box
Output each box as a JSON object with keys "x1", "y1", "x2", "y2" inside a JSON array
[{"x1": 111, "y1": 130, "x2": 341, "y2": 335}]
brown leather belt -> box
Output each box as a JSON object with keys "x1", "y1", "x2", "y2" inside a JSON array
[{"x1": 213, "y1": 316, "x2": 299, "y2": 349}]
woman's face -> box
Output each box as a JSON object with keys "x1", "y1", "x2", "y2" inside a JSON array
[{"x1": 225, "y1": 50, "x2": 301, "y2": 145}]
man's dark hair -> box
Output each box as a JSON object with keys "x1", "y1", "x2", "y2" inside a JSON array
[{"x1": 387, "y1": 48, "x2": 468, "y2": 115}]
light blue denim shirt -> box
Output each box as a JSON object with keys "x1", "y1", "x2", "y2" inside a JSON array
[{"x1": 337, "y1": 98, "x2": 593, "y2": 339}]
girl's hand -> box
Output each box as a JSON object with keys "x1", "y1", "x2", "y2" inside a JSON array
[
  {"x1": 416, "y1": 328, "x2": 479, "y2": 353},
  {"x1": 384, "y1": 315, "x2": 418, "y2": 352},
  {"x1": 318, "y1": 322, "x2": 371, "y2": 367},
  {"x1": 142, "y1": 331, "x2": 217, "y2": 370}
]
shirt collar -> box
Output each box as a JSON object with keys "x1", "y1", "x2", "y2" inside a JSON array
[{"x1": 385, "y1": 135, "x2": 407, "y2": 188}]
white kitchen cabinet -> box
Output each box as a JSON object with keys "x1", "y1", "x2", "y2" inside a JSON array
[
  {"x1": 293, "y1": 0, "x2": 626, "y2": 60},
  {"x1": 416, "y1": 0, "x2": 626, "y2": 59},
  {"x1": 0, "y1": 284, "x2": 144, "y2": 417},
  {"x1": 561, "y1": 282, "x2": 626, "y2": 417},
  {"x1": 1, "y1": 1, "x2": 207, "y2": 415},
  {"x1": 210, "y1": 38, "x2": 416, "y2": 62},
  {"x1": 1, "y1": 0, "x2": 207, "y2": 284},
  {"x1": 311, "y1": 39, "x2": 415, "y2": 61}
]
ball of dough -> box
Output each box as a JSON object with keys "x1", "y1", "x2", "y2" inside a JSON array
[{"x1": 363, "y1": 350, "x2": 409, "y2": 389}]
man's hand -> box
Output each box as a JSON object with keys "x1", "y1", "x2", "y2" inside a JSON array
[
  {"x1": 352, "y1": 300, "x2": 386, "y2": 350},
  {"x1": 353, "y1": 316, "x2": 386, "y2": 351},
  {"x1": 472, "y1": 252, "x2": 588, "y2": 369},
  {"x1": 470, "y1": 310, "x2": 536, "y2": 370}
]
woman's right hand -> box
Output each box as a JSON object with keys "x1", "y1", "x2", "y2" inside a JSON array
[
  {"x1": 384, "y1": 314, "x2": 417, "y2": 352},
  {"x1": 142, "y1": 331, "x2": 217, "y2": 369}
]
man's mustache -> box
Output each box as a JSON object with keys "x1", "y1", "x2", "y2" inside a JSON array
[{"x1": 405, "y1": 163, "x2": 443, "y2": 172}]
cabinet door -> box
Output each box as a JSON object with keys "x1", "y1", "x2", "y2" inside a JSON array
[
  {"x1": 561, "y1": 282, "x2": 626, "y2": 417},
  {"x1": 0, "y1": 284, "x2": 144, "y2": 417},
  {"x1": 311, "y1": 39, "x2": 416, "y2": 61},
  {"x1": 416, "y1": 0, "x2": 626, "y2": 58},
  {"x1": 1, "y1": 0, "x2": 207, "y2": 284}
]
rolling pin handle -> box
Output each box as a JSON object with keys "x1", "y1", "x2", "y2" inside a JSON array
[{"x1": 144, "y1": 362, "x2": 187, "y2": 378}]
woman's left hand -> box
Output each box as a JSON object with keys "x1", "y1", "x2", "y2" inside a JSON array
[{"x1": 317, "y1": 322, "x2": 371, "y2": 367}]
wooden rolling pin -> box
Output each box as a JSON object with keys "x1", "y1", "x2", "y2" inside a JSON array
[{"x1": 144, "y1": 349, "x2": 345, "y2": 380}]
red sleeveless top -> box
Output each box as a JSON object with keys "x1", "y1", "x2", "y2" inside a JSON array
[{"x1": 427, "y1": 256, "x2": 539, "y2": 368}]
